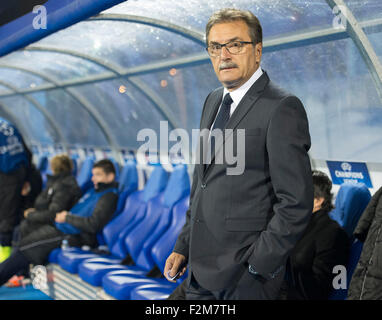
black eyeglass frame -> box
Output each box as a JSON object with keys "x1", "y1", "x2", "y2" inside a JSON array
[{"x1": 206, "y1": 40, "x2": 254, "y2": 57}]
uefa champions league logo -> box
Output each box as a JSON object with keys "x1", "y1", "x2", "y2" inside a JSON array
[{"x1": 340, "y1": 162, "x2": 352, "y2": 172}]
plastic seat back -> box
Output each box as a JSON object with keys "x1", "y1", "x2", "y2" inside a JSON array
[
  {"x1": 76, "y1": 155, "x2": 95, "y2": 193},
  {"x1": 108, "y1": 165, "x2": 168, "y2": 258},
  {"x1": 151, "y1": 196, "x2": 190, "y2": 274},
  {"x1": 329, "y1": 183, "x2": 371, "y2": 237},
  {"x1": 133, "y1": 165, "x2": 190, "y2": 270},
  {"x1": 114, "y1": 159, "x2": 138, "y2": 215}
]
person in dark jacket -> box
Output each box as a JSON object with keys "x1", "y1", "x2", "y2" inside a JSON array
[
  {"x1": 19, "y1": 163, "x2": 43, "y2": 220},
  {"x1": 0, "y1": 159, "x2": 118, "y2": 286},
  {"x1": 19, "y1": 154, "x2": 81, "y2": 238},
  {"x1": 347, "y1": 186, "x2": 382, "y2": 300},
  {"x1": 0, "y1": 118, "x2": 31, "y2": 262},
  {"x1": 278, "y1": 170, "x2": 350, "y2": 300}
]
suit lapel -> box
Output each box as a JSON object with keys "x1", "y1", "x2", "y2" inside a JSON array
[
  {"x1": 196, "y1": 88, "x2": 223, "y2": 180},
  {"x1": 200, "y1": 88, "x2": 224, "y2": 131},
  {"x1": 203, "y1": 72, "x2": 270, "y2": 177},
  {"x1": 226, "y1": 72, "x2": 270, "y2": 131}
]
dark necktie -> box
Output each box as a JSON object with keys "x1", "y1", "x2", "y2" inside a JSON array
[
  {"x1": 206, "y1": 93, "x2": 233, "y2": 169},
  {"x1": 212, "y1": 93, "x2": 233, "y2": 132}
]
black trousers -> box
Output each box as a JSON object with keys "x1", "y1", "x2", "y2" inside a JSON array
[
  {"x1": 0, "y1": 249, "x2": 29, "y2": 286},
  {"x1": 0, "y1": 224, "x2": 65, "y2": 286},
  {"x1": 185, "y1": 270, "x2": 285, "y2": 300}
]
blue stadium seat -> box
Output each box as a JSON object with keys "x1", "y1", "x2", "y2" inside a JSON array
[
  {"x1": 48, "y1": 247, "x2": 61, "y2": 264},
  {"x1": 36, "y1": 153, "x2": 49, "y2": 172},
  {"x1": 130, "y1": 196, "x2": 189, "y2": 300},
  {"x1": 76, "y1": 155, "x2": 95, "y2": 194},
  {"x1": 106, "y1": 165, "x2": 169, "y2": 259},
  {"x1": 57, "y1": 247, "x2": 99, "y2": 274},
  {"x1": 114, "y1": 159, "x2": 139, "y2": 216},
  {"x1": 101, "y1": 194, "x2": 189, "y2": 300},
  {"x1": 329, "y1": 183, "x2": 371, "y2": 237},
  {"x1": 96, "y1": 159, "x2": 138, "y2": 246},
  {"x1": 56, "y1": 165, "x2": 168, "y2": 274},
  {"x1": 70, "y1": 154, "x2": 79, "y2": 177},
  {"x1": 130, "y1": 283, "x2": 176, "y2": 300},
  {"x1": 78, "y1": 165, "x2": 190, "y2": 289},
  {"x1": 37, "y1": 153, "x2": 50, "y2": 189},
  {"x1": 108, "y1": 157, "x2": 120, "y2": 181}
]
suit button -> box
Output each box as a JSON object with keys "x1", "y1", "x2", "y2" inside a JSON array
[{"x1": 201, "y1": 183, "x2": 206, "y2": 189}]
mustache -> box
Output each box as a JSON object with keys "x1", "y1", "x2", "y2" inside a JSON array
[{"x1": 219, "y1": 62, "x2": 238, "y2": 70}]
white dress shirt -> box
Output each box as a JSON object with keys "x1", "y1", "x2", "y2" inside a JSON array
[{"x1": 210, "y1": 66, "x2": 264, "y2": 131}]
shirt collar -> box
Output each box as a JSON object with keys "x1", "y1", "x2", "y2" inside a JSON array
[{"x1": 223, "y1": 66, "x2": 263, "y2": 106}]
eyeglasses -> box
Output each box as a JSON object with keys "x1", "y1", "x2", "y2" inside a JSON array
[{"x1": 206, "y1": 40, "x2": 254, "y2": 57}]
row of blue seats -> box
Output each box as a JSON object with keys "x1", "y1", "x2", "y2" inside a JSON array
[
  {"x1": 38, "y1": 152, "x2": 372, "y2": 300},
  {"x1": 48, "y1": 162, "x2": 190, "y2": 300}
]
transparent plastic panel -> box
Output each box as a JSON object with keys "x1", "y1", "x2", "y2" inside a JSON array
[
  {"x1": 0, "y1": 67, "x2": 50, "y2": 90},
  {"x1": 0, "y1": 96, "x2": 57, "y2": 144},
  {"x1": 367, "y1": 31, "x2": 382, "y2": 62},
  {"x1": 71, "y1": 79, "x2": 168, "y2": 149},
  {"x1": 30, "y1": 90, "x2": 109, "y2": 146},
  {"x1": 135, "y1": 63, "x2": 220, "y2": 133},
  {"x1": 0, "y1": 84, "x2": 12, "y2": 95},
  {"x1": 262, "y1": 37, "x2": 382, "y2": 162},
  {"x1": 104, "y1": 0, "x2": 335, "y2": 38},
  {"x1": 0, "y1": 51, "x2": 108, "y2": 82},
  {"x1": 344, "y1": 0, "x2": 382, "y2": 22},
  {"x1": 36, "y1": 21, "x2": 205, "y2": 69}
]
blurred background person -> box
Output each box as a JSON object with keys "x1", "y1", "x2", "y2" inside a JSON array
[
  {"x1": 348, "y1": 186, "x2": 382, "y2": 300},
  {"x1": 18, "y1": 154, "x2": 81, "y2": 239},
  {"x1": 0, "y1": 118, "x2": 35, "y2": 262},
  {"x1": 279, "y1": 171, "x2": 350, "y2": 300}
]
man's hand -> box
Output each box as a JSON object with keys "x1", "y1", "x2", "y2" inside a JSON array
[
  {"x1": 55, "y1": 211, "x2": 68, "y2": 223},
  {"x1": 24, "y1": 208, "x2": 35, "y2": 218},
  {"x1": 164, "y1": 252, "x2": 187, "y2": 283}
]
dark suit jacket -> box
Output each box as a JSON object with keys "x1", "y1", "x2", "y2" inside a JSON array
[{"x1": 173, "y1": 71, "x2": 313, "y2": 291}]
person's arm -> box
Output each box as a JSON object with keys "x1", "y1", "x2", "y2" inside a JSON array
[
  {"x1": 64, "y1": 192, "x2": 118, "y2": 233},
  {"x1": 247, "y1": 96, "x2": 314, "y2": 280},
  {"x1": 165, "y1": 91, "x2": 214, "y2": 282},
  {"x1": 27, "y1": 187, "x2": 79, "y2": 224},
  {"x1": 353, "y1": 187, "x2": 382, "y2": 242}
]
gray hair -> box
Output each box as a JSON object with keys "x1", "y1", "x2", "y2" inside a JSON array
[{"x1": 205, "y1": 8, "x2": 263, "y2": 46}]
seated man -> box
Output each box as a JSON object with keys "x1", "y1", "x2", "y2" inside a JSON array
[
  {"x1": 0, "y1": 159, "x2": 118, "y2": 286},
  {"x1": 278, "y1": 170, "x2": 350, "y2": 300}
]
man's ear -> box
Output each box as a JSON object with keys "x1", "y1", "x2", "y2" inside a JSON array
[
  {"x1": 107, "y1": 173, "x2": 115, "y2": 183},
  {"x1": 255, "y1": 42, "x2": 262, "y2": 65}
]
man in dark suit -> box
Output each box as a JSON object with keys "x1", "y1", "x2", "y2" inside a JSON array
[{"x1": 164, "y1": 8, "x2": 313, "y2": 300}]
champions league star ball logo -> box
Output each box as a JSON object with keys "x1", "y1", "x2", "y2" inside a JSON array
[
  {"x1": 341, "y1": 162, "x2": 352, "y2": 172},
  {"x1": 0, "y1": 121, "x2": 14, "y2": 137}
]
